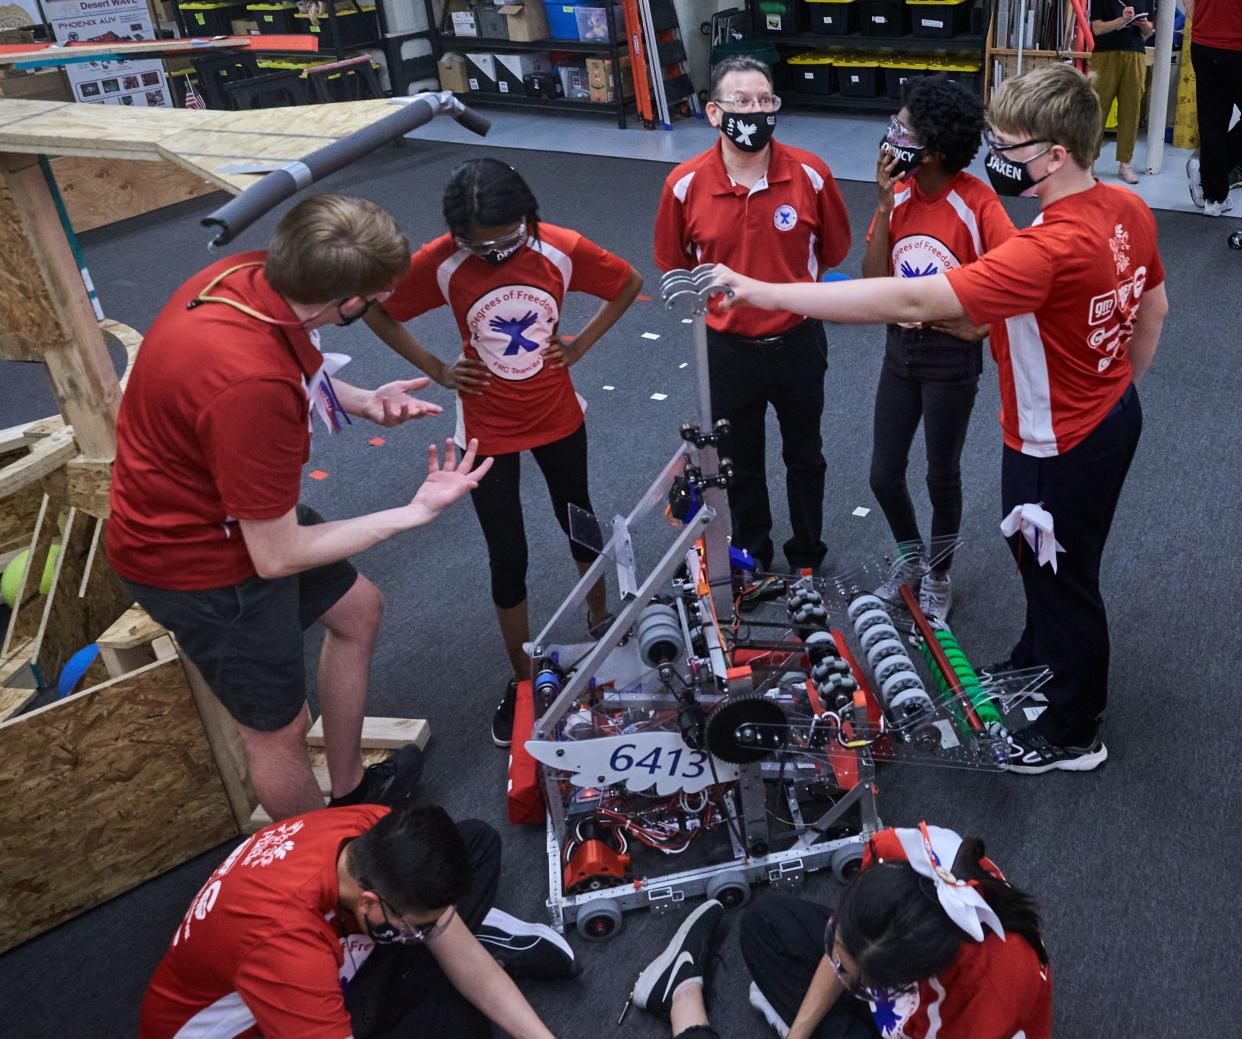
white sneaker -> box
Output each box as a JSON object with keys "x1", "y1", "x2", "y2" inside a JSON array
[
  {"x1": 918, "y1": 572, "x2": 953, "y2": 622},
  {"x1": 874, "y1": 553, "x2": 928, "y2": 606},
  {"x1": 748, "y1": 981, "x2": 791, "y2": 1037},
  {"x1": 1187, "y1": 155, "x2": 1204, "y2": 207},
  {"x1": 1205, "y1": 198, "x2": 1235, "y2": 217}
]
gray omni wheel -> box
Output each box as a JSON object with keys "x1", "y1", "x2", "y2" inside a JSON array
[
  {"x1": 847, "y1": 594, "x2": 887, "y2": 622},
  {"x1": 829, "y1": 843, "x2": 866, "y2": 881},
  {"x1": 706, "y1": 869, "x2": 752, "y2": 908},
  {"x1": 852, "y1": 608, "x2": 892, "y2": 634},
  {"x1": 860, "y1": 623, "x2": 901, "y2": 653},
  {"x1": 575, "y1": 900, "x2": 623, "y2": 941}
]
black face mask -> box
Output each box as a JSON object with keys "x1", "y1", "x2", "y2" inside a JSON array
[
  {"x1": 720, "y1": 111, "x2": 776, "y2": 153},
  {"x1": 984, "y1": 145, "x2": 1051, "y2": 198},
  {"x1": 879, "y1": 137, "x2": 925, "y2": 178},
  {"x1": 480, "y1": 243, "x2": 523, "y2": 266}
]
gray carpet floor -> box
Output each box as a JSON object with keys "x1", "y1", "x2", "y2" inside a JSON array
[{"x1": 2, "y1": 139, "x2": 1239, "y2": 1038}]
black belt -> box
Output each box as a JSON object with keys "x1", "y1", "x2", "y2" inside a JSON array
[{"x1": 715, "y1": 317, "x2": 815, "y2": 351}]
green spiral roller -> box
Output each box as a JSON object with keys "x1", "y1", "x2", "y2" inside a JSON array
[{"x1": 919, "y1": 630, "x2": 1007, "y2": 737}]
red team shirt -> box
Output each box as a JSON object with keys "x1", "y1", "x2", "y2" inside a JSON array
[
  {"x1": 861, "y1": 830, "x2": 1053, "y2": 1039},
  {"x1": 653, "y1": 139, "x2": 851, "y2": 337},
  {"x1": 946, "y1": 182, "x2": 1164, "y2": 457},
  {"x1": 1194, "y1": 0, "x2": 1242, "y2": 50},
  {"x1": 868, "y1": 170, "x2": 1015, "y2": 280},
  {"x1": 107, "y1": 253, "x2": 326, "y2": 590},
  {"x1": 140, "y1": 806, "x2": 388, "y2": 1039},
  {"x1": 381, "y1": 224, "x2": 631, "y2": 456}
]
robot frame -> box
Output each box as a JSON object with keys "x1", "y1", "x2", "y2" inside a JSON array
[{"x1": 520, "y1": 267, "x2": 1046, "y2": 940}]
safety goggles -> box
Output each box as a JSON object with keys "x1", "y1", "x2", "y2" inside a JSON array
[
  {"x1": 983, "y1": 129, "x2": 1050, "y2": 160},
  {"x1": 453, "y1": 220, "x2": 528, "y2": 258},
  {"x1": 824, "y1": 915, "x2": 919, "y2": 1005},
  {"x1": 713, "y1": 92, "x2": 782, "y2": 112},
  {"x1": 374, "y1": 894, "x2": 453, "y2": 945},
  {"x1": 885, "y1": 116, "x2": 923, "y2": 150}
]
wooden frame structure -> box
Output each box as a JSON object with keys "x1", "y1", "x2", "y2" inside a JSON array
[{"x1": 0, "y1": 96, "x2": 432, "y2": 954}]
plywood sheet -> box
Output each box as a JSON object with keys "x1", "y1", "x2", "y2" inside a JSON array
[
  {"x1": 0, "y1": 480, "x2": 41, "y2": 556},
  {"x1": 0, "y1": 656, "x2": 238, "y2": 953},
  {"x1": 50, "y1": 155, "x2": 218, "y2": 233}
]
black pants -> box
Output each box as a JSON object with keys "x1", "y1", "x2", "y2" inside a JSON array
[
  {"x1": 869, "y1": 327, "x2": 981, "y2": 573},
  {"x1": 739, "y1": 895, "x2": 879, "y2": 1039},
  {"x1": 708, "y1": 320, "x2": 829, "y2": 570},
  {"x1": 347, "y1": 820, "x2": 500, "y2": 1039},
  {"x1": 1001, "y1": 386, "x2": 1142, "y2": 747},
  {"x1": 469, "y1": 423, "x2": 597, "y2": 609},
  {"x1": 1192, "y1": 42, "x2": 1242, "y2": 204}
]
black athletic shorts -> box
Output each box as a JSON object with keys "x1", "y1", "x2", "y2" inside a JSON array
[{"x1": 122, "y1": 505, "x2": 358, "y2": 732}]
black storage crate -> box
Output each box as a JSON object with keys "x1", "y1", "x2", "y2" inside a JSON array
[{"x1": 860, "y1": 0, "x2": 909, "y2": 36}]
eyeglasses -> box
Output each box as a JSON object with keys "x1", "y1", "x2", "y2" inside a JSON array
[
  {"x1": 713, "y1": 93, "x2": 782, "y2": 112},
  {"x1": 333, "y1": 289, "x2": 394, "y2": 326},
  {"x1": 824, "y1": 916, "x2": 918, "y2": 1005},
  {"x1": 454, "y1": 220, "x2": 528, "y2": 257},
  {"x1": 375, "y1": 894, "x2": 453, "y2": 945},
  {"x1": 983, "y1": 129, "x2": 1049, "y2": 156},
  {"x1": 885, "y1": 115, "x2": 923, "y2": 149}
]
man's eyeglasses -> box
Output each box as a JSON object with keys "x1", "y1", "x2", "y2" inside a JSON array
[
  {"x1": 824, "y1": 916, "x2": 918, "y2": 1005},
  {"x1": 713, "y1": 93, "x2": 782, "y2": 112},
  {"x1": 374, "y1": 893, "x2": 452, "y2": 945}
]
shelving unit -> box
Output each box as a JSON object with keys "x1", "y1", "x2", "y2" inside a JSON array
[
  {"x1": 423, "y1": 0, "x2": 635, "y2": 129},
  {"x1": 754, "y1": 3, "x2": 988, "y2": 112}
]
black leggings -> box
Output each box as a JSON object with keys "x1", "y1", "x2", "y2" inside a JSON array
[
  {"x1": 470, "y1": 423, "x2": 597, "y2": 609},
  {"x1": 869, "y1": 328, "x2": 980, "y2": 573}
]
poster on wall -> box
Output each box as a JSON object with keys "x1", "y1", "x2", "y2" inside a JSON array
[{"x1": 45, "y1": 0, "x2": 172, "y2": 108}]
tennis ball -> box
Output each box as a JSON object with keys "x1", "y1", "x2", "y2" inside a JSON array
[{"x1": 1, "y1": 544, "x2": 61, "y2": 607}]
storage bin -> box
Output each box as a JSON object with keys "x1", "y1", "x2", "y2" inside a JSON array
[
  {"x1": 755, "y1": 0, "x2": 799, "y2": 35},
  {"x1": 859, "y1": 0, "x2": 909, "y2": 36},
  {"x1": 786, "y1": 52, "x2": 837, "y2": 95},
  {"x1": 474, "y1": 0, "x2": 509, "y2": 39},
  {"x1": 294, "y1": 4, "x2": 379, "y2": 46},
  {"x1": 246, "y1": 1, "x2": 298, "y2": 33},
  {"x1": 805, "y1": 0, "x2": 857, "y2": 35},
  {"x1": 574, "y1": 4, "x2": 623, "y2": 42},
  {"x1": 835, "y1": 55, "x2": 882, "y2": 96},
  {"x1": 882, "y1": 57, "x2": 928, "y2": 98},
  {"x1": 931, "y1": 58, "x2": 982, "y2": 94},
  {"x1": 906, "y1": 0, "x2": 971, "y2": 38},
  {"x1": 179, "y1": 1, "x2": 246, "y2": 36},
  {"x1": 542, "y1": 1, "x2": 580, "y2": 38}
]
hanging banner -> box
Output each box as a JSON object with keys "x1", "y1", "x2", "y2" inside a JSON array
[{"x1": 45, "y1": 0, "x2": 172, "y2": 108}]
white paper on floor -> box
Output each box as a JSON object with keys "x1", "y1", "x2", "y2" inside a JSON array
[
  {"x1": 1024, "y1": 706, "x2": 1047, "y2": 721},
  {"x1": 678, "y1": 363, "x2": 688, "y2": 369},
  {"x1": 602, "y1": 385, "x2": 615, "y2": 390},
  {"x1": 681, "y1": 318, "x2": 693, "y2": 324},
  {"x1": 641, "y1": 332, "x2": 661, "y2": 340},
  {"x1": 852, "y1": 506, "x2": 871, "y2": 517},
  {"x1": 650, "y1": 393, "x2": 668, "y2": 401}
]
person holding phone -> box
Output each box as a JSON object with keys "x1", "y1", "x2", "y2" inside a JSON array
[{"x1": 1090, "y1": 1, "x2": 1155, "y2": 184}]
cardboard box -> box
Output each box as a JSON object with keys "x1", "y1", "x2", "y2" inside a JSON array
[
  {"x1": 498, "y1": 1, "x2": 548, "y2": 42},
  {"x1": 464, "y1": 52, "x2": 498, "y2": 92},
  {"x1": 0, "y1": 68, "x2": 72, "y2": 102},
  {"x1": 586, "y1": 55, "x2": 631, "y2": 94},
  {"x1": 231, "y1": 17, "x2": 259, "y2": 33},
  {"x1": 588, "y1": 84, "x2": 614, "y2": 104},
  {"x1": 494, "y1": 51, "x2": 549, "y2": 95},
  {"x1": 446, "y1": 0, "x2": 477, "y2": 35},
  {"x1": 557, "y1": 63, "x2": 589, "y2": 99},
  {"x1": 438, "y1": 51, "x2": 470, "y2": 93}
]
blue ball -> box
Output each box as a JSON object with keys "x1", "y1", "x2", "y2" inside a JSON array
[
  {"x1": 58, "y1": 643, "x2": 100, "y2": 698},
  {"x1": 822, "y1": 272, "x2": 852, "y2": 282}
]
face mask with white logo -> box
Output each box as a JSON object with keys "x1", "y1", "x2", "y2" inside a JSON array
[
  {"x1": 721, "y1": 111, "x2": 776, "y2": 153},
  {"x1": 983, "y1": 132, "x2": 1053, "y2": 198}
]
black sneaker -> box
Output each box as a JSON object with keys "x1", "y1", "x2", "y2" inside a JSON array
[
  {"x1": 328, "y1": 743, "x2": 424, "y2": 808},
  {"x1": 1006, "y1": 728, "x2": 1107, "y2": 774},
  {"x1": 475, "y1": 908, "x2": 579, "y2": 980},
  {"x1": 631, "y1": 899, "x2": 724, "y2": 1020},
  {"x1": 492, "y1": 678, "x2": 519, "y2": 748}
]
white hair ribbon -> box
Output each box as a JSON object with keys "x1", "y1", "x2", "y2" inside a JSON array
[{"x1": 892, "y1": 823, "x2": 1006, "y2": 943}]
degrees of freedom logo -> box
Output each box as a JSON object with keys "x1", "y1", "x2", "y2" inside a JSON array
[
  {"x1": 773, "y1": 204, "x2": 798, "y2": 231},
  {"x1": 891, "y1": 234, "x2": 961, "y2": 279},
  {"x1": 466, "y1": 285, "x2": 558, "y2": 381}
]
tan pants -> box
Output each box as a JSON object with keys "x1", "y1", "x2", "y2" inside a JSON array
[{"x1": 1092, "y1": 50, "x2": 1146, "y2": 164}]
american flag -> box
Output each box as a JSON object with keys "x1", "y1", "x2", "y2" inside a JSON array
[{"x1": 183, "y1": 78, "x2": 205, "y2": 110}]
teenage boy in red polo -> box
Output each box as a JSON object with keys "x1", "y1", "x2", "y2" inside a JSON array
[
  {"x1": 107, "y1": 194, "x2": 492, "y2": 820},
  {"x1": 653, "y1": 55, "x2": 851, "y2": 574},
  {"x1": 711, "y1": 64, "x2": 1168, "y2": 774}
]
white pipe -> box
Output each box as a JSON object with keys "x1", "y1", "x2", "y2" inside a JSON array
[
  {"x1": 1016, "y1": 0, "x2": 1027, "y2": 76},
  {"x1": 1145, "y1": 0, "x2": 1177, "y2": 175}
]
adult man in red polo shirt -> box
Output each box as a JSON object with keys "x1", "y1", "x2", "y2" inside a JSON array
[
  {"x1": 107, "y1": 194, "x2": 491, "y2": 820},
  {"x1": 653, "y1": 56, "x2": 851, "y2": 573},
  {"x1": 712, "y1": 65, "x2": 1169, "y2": 773}
]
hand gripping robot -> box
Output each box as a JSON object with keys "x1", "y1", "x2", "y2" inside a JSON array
[{"x1": 513, "y1": 267, "x2": 1049, "y2": 940}]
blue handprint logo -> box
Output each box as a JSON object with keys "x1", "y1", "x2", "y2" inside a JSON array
[
  {"x1": 490, "y1": 310, "x2": 541, "y2": 355},
  {"x1": 899, "y1": 259, "x2": 939, "y2": 278}
]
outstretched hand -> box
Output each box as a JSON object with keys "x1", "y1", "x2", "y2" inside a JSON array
[
  {"x1": 408, "y1": 438, "x2": 494, "y2": 522},
  {"x1": 359, "y1": 378, "x2": 443, "y2": 427}
]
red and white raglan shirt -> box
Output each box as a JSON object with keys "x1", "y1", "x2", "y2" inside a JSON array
[
  {"x1": 140, "y1": 806, "x2": 389, "y2": 1039},
  {"x1": 945, "y1": 181, "x2": 1164, "y2": 457},
  {"x1": 381, "y1": 224, "x2": 631, "y2": 456},
  {"x1": 653, "y1": 139, "x2": 851, "y2": 337},
  {"x1": 859, "y1": 830, "x2": 1053, "y2": 1039},
  {"x1": 107, "y1": 252, "x2": 329, "y2": 590},
  {"x1": 868, "y1": 171, "x2": 1015, "y2": 282}
]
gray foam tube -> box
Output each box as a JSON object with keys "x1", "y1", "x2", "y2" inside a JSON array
[{"x1": 202, "y1": 92, "x2": 491, "y2": 247}]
